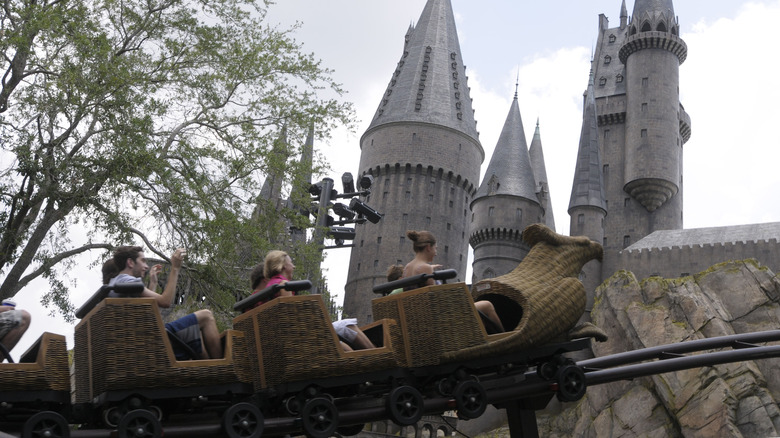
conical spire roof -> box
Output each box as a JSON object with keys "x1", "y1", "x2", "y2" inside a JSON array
[
  {"x1": 529, "y1": 119, "x2": 555, "y2": 229},
  {"x1": 474, "y1": 96, "x2": 537, "y2": 202},
  {"x1": 365, "y1": 0, "x2": 479, "y2": 143},
  {"x1": 568, "y1": 72, "x2": 607, "y2": 213},
  {"x1": 632, "y1": 0, "x2": 674, "y2": 18}
]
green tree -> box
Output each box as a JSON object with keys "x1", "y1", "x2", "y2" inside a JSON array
[{"x1": 0, "y1": 0, "x2": 354, "y2": 319}]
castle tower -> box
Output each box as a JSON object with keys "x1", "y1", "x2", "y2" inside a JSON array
[
  {"x1": 568, "y1": 71, "x2": 607, "y2": 305},
  {"x1": 470, "y1": 92, "x2": 542, "y2": 283},
  {"x1": 343, "y1": 0, "x2": 483, "y2": 323},
  {"x1": 529, "y1": 119, "x2": 556, "y2": 232},
  {"x1": 585, "y1": 0, "x2": 691, "y2": 279}
]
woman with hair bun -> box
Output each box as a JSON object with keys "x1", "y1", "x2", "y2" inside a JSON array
[{"x1": 403, "y1": 230, "x2": 505, "y2": 332}]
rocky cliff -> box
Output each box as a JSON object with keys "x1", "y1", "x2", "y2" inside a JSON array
[{"x1": 535, "y1": 259, "x2": 780, "y2": 437}]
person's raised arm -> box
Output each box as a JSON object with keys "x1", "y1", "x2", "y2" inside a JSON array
[{"x1": 145, "y1": 248, "x2": 185, "y2": 308}]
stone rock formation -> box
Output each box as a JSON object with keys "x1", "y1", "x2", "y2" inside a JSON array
[{"x1": 536, "y1": 259, "x2": 780, "y2": 437}]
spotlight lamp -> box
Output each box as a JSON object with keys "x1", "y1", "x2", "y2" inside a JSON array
[
  {"x1": 341, "y1": 172, "x2": 356, "y2": 194},
  {"x1": 332, "y1": 202, "x2": 356, "y2": 220},
  {"x1": 359, "y1": 174, "x2": 374, "y2": 190},
  {"x1": 308, "y1": 182, "x2": 322, "y2": 197},
  {"x1": 328, "y1": 226, "x2": 356, "y2": 241},
  {"x1": 349, "y1": 198, "x2": 382, "y2": 224}
]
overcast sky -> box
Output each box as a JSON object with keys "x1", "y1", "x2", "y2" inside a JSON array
[{"x1": 9, "y1": 0, "x2": 780, "y2": 358}]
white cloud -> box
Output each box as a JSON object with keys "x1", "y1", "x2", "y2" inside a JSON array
[{"x1": 681, "y1": 1, "x2": 780, "y2": 228}]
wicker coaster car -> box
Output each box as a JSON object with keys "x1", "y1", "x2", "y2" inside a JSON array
[
  {"x1": 233, "y1": 283, "x2": 401, "y2": 392},
  {"x1": 73, "y1": 285, "x2": 255, "y2": 432},
  {"x1": 371, "y1": 223, "x2": 605, "y2": 366},
  {"x1": 446, "y1": 223, "x2": 605, "y2": 362},
  {"x1": 0, "y1": 332, "x2": 71, "y2": 436}
]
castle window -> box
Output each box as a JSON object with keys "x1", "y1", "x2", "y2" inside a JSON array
[
  {"x1": 603, "y1": 164, "x2": 609, "y2": 174},
  {"x1": 641, "y1": 129, "x2": 648, "y2": 138},
  {"x1": 641, "y1": 22, "x2": 652, "y2": 32},
  {"x1": 412, "y1": 133, "x2": 416, "y2": 141},
  {"x1": 609, "y1": 34, "x2": 616, "y2": 43},
  {"x1": 641, "y1": 102, "x2": 648, "y2": 112},
  {"x1": 616, "y1": 74, "x2": 623, "y2": 83},
  {"x1": 405, "y1": 191, "x2": 411, "y2": 200},
  {"x1": 444, "y1": 246, "x2": 449, "y2": 253},
  {"x1": 384, "y1": 179, "x2": 390, "y2": 189},
  {"x1": 447, "y1": 223, "x2": 451, "y2": 230},
  {"x1": 578, "y1": 214, "x2": 584, "y2": 224},
  {"x1": 642, "y1": 77, "x2": 649, "y2": 87},
  {"x1": 383, "y1": 191, "x2": 388, "y2": 199},
  {"x1": 488, "y1": 206, "x2": 495, "y2": 216},
  {"x1": 516, "y1": 209, "x2": 522, "y2": 221},
  {"x1": 623, "y1": 235, "x2": 631, "y2": 248},
  {"x1": 357, "y1": 263, "x2": 360, "y2": 271},
  {"x1": 604, "y1": 55, "x2": 611, "y2": 65},
  {"x1": 407, "y1": 177, "x2": 412, "y2": 185},
  {"x1": 397, "y1": 259, "x2": 402, "y2": 265},
  {"x1": 450, "y1": 187, "x2": 455, "y2": 195},
  {"x1": 603, "y1": 237, "x2": 607, "y2": 246},
  {"x1": 377, "y1": 236, "x2": 382, "y2": 244},
  {"x1": 400, "y1": 236, "x2": 405, "y2": 245},
  {"x1": 374, "y1": 260, "x2": 379, "y2": 268},
  {"x1": 471, "y1": 213, "x2": 474, "y2": 222},
  {"x1": 360, "y1": 240, "x2": 364, "y2": 247},
  {"x1": 428, "y1": 194, "x2": 433, "y2": 202},
  {"x1": 425, "y1": 216, "x2": 431, "y2": 225},
  {"x1": 656, "y1": 22, "x2": 667, "y2": 32},
  {"x1": 604, "y1": 129, "x2": 610, "y2": 141},
  {"x1": 449, "y1": 200, "x2": 453, "y2": 208},
  {"x1": 624, "y1": 198, "x2": 630, "y2": 207},
  {"x1": 599, "y1": 77, "x2": 607, "y2": 86}
]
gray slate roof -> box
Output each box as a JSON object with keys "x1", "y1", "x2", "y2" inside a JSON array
[
  {"x1": 474, "y1": 97, "x2": 538, "y2": 202},
  {"x1": 625, "y1": 222, "x2": 780, "y2": 251},
  {"x1": 529, "y1": 120, "x2": 555, "y2": 229},
  {"x1": 365, "y1": 0, "x2": 479, "y2": 144},
  {"x1": 632, "y1": 0, "x2": 675, "y2": 19},
  {"x1": 568, "y1": 72, "x2": 607, "y2": 213}
]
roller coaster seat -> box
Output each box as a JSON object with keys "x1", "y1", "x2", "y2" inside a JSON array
[
  {"x1": 372, "y1": 282, "x2": 511, "y2": 368},
  {"x1": 233, "y1": 294, "x2": 401, "y2": 390},
  {"x1": 73, "y1": 297, "x2": 252, "y2": 405},
  {"x1": 0, "y1": 332, "x2": 69, "y2": 396}
]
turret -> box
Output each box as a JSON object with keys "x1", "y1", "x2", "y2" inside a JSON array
[
  {"x1": 528, "y1": 119, "x2": 555, "y2": 232},
  {"x1": 470, "y1": 93, "x2": 541, "y2": 282},
  {"x1": 343, "y1": 0, "x2": 483, "y2": 323},
  {"x1": 568, "y1": 70, "x2": 606, "y2": 309},
  {"x1": 620, "y1": 0, "x2": 687, "y2": 213}
]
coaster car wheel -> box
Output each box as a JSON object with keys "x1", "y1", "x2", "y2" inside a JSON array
[
  {"x1": 22, "y1": 411, "x2": 70, "y2": 438},
  {"x1": 454, "y1": 380, "x2": 488, "y2": 419},
  {"x1": 537, "y1": 360, "x2": 557, "y2": 380},
  {"x1": 222, "y1": 402, "x2": 264, "y2": 438},
  {"x1": 300, "y1": 397, "x2": 339, "y2": 438},
  {"x1": 556, "y1": 364, "x2": 587, "y2": 402},
  {"x1": 386, "y1": 385, "x2": 424, "y2": 426},
  {"x1": 117, "y1": 409, "x2": 162, "y2": 438}
]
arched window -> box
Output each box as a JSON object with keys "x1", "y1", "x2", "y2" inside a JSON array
[
  {"x1": 656, "y1": 22, "x2": 667, "y2": 32},
  {"x1": 641, "y1": 22, "x2": 652, "y2": 32},
  {"x1": 604, "y1": 55, "x2": 612, "y2": 65}
]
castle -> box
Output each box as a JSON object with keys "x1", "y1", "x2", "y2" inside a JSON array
[{"x1": 342, "y1": 0, "x2": 780, "y2": 323}]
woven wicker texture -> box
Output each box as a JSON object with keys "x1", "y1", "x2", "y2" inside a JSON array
[
  {"x1": 372, "y1": 283, "x2": 488, "y2": 367},
  {"x1": 73, "y1": 298, "x2": 251, "y2": 404},
  {"x1": 232, "y1": 295, "x2": 399, "y2": 390},
  {"x1": 443, "y1": 223, "x2": 603, "y2": 362},
  {"x1": 0, "y1": 332, "x2": 69, "y2": 393}
]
